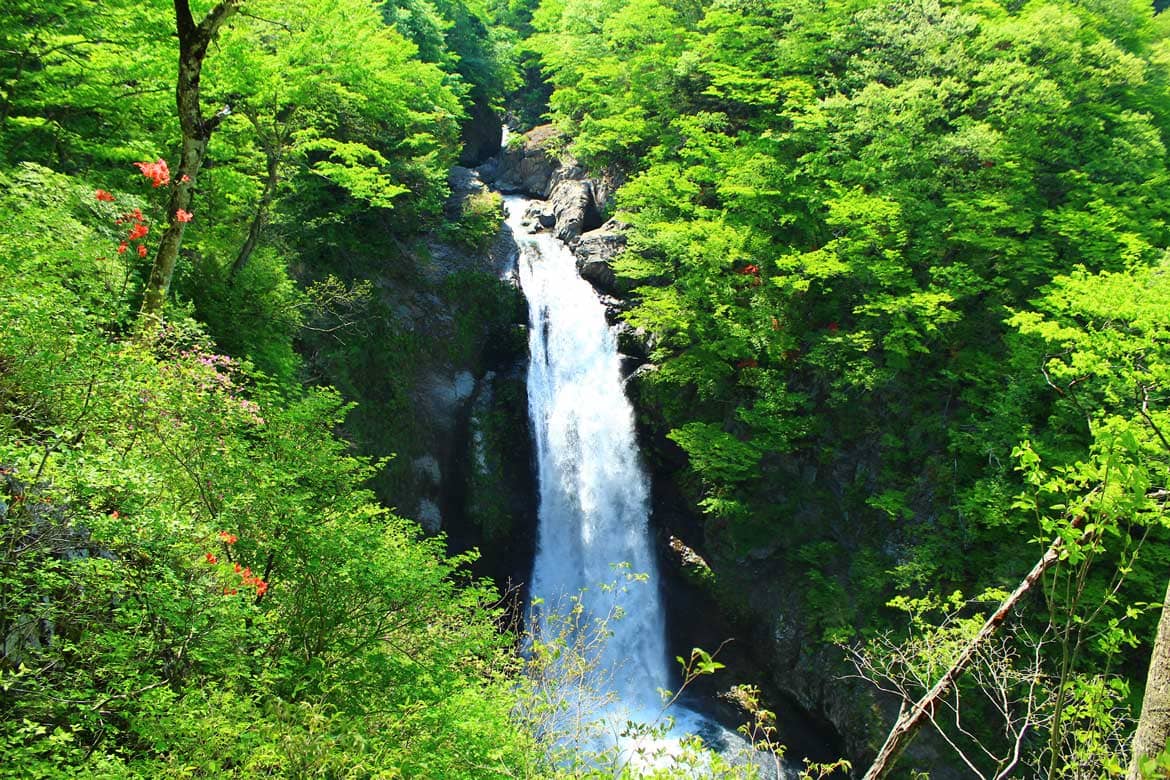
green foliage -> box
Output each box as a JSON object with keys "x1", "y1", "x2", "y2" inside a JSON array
[
  {"x1": 442, "y1": 189, "x2": 505, "y2": 250},
  {"x1": 0, "y1": 3, "x2": 544, "y2": 770},
  {"x1": 667, "y1": 422, "x2": 762, "y2": 486},
  {"x1": 0, "y1": 177, "x2": 544, "y2": 776},
  {"x1": 177, "y1": 247, "x2": 304, "y2": 384}
]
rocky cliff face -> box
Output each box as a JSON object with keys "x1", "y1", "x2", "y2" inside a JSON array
[{"x1": 300, "y1": 163, "x2": 537, "y2": 588}]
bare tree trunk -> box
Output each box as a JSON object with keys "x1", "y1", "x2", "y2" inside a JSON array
[
  {"x1": 1128, "y1": 577, "x2": 1170, "y2": 779},
  {"x1": 138, "y1": 0, "x2": 242, "y2": 332},
  {"x1": 229, "y1": 139, "x2": 280, "y2": 280},
  {"x1": 863, "y1": 537, "x2": 1068, "y2": 780}
]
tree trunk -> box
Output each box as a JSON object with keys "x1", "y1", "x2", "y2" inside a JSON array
[
  {"x1": 138, "y1": 0, "x2": 242, "y2": 332},
  {"x1": 229, "y1": 140, "x2": 280, "y2": 281},
  {"x1": 862, "y1": 537, "x2": 1068, "y2": 780},
  {"x1": 1128, "y1": 577, "x2": 1170, "y2": 779}
]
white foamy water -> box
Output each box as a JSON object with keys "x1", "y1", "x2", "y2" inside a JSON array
[{"x1": 512, "y1": 194, "x2": 668, "y2": 709}]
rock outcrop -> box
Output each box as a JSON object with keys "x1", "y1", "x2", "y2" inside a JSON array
[
  {"x1": 574, "y1": 219, "x2": 627, "y2": 294},
  {"x1": 459, "y1": 103, "x2": 503, "y2": 167},
  {"x1": 548, "y1": 178, "x2": 602, "y2": 244},
  {"x1": 301, "y1": 158, "x2": 535, "y2": 589},
  {"x1": 485, "y1": 125, "x2": 617, "y2": 285},
  {"x1": 487, "y1": 124, "x2": 564, "y2": 198}
]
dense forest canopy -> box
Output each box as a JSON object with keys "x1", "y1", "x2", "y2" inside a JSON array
[{"x1": 2, "y1": 0, "x2": 1170, "y2": 777}]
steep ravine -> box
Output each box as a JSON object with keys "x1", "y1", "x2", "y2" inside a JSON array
[
  {"x1": 479, "y1": 126, "x2": 973, "y2": 778},
  {"x1": 305, "y1": 121, "x2": 936, "y2": 773}
]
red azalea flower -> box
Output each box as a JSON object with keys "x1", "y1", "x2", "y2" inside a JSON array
[
  {"x1": 739, "y1": 264, "x2": 760, "y2": 276},
  {"x1": 175, "y1": 209, "x2": 193, "y2": 223},
  {"x1": 205, "y1": 553, "x2": 218, "y2": 564},
  {"x1": 134, "y1": 158, "x2": 171, "y2": 188},
  {"x1": 95, "y1": 189, "x2": 115, "y2": 202},
  {"x1": 137, "y1": 244, "x2": 147, "y2": 258},
  {"x1": 127, "y1": 223, "x2": 148, "y2": 241},
  {"x1": 117, "y1": 242, "x2": 128, "y2": 255}
]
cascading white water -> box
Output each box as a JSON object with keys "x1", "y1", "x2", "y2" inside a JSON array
[{"x1": 511, "y1": 194, "x2": 670, "y2": 722}]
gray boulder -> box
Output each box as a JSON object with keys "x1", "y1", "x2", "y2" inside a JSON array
[
  {"x1": 522, "y1": 201, "x2": 555, "y2": 229},
  {"x1": 612, "y1": 322, "x2": 653, "y2": 360},
  {"x1": 596, "y1": 293, "x2": 632, "y2": 324},
  {"x1": 549, "y1": 179, "x2": 602, "y2": 244},
  {"x1": 519, "y1": 149, "x2": 560, "y2": 197},
  {"x1": 573, "y1": 218, "x2": 626, "y2": 293}
]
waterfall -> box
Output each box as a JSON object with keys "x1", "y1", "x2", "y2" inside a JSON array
[
  {"x1": 511, "y1": 194, "x2": 670, "y2": 720},
  {"x1": 499, "y1": 172, "x2": 805, "y2": 777},
  {"x1": 506, "y1": 195, "x2": 787, "y2": 779}
]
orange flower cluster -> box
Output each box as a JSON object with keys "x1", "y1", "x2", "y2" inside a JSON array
[
  {"x1": 134, "y1": 158, "x2": 171, "y2": 188},
  {"x1": 205, "y1": 532, "x2": 269, "y2": 597},
  {"x1": 232, "y1": 562, "x2": 269, "y2": 597},
  {"x1": 94, "y1": 189, "x2": 116, "y2": 202},
  {"x1": 114, "y1": 207, "x2": 149, "y2": 258}
]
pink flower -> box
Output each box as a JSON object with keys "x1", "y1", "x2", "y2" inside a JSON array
[{"x1": 175, "y1": 209, "x2": 193, "y2": 223}]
